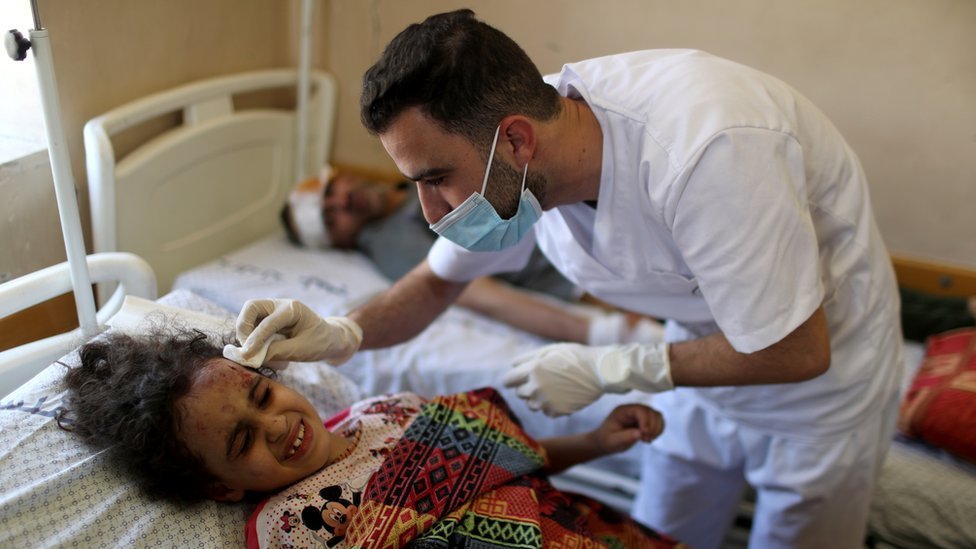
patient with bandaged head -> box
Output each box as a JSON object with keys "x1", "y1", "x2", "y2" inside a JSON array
[
  {"x1": 281, "y1": 166, "x2": 666, "y2": 346},
  {"x1": 58, "y1": 312, "x2": 683, "y2": 548}
]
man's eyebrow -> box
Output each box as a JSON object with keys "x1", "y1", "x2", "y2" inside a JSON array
[
  {"x1": 225, "y1": 376, "x2": 261, "y2": 460},
  {"x1": 404, "y1": 167, "x2": 451, "y2": 182}
]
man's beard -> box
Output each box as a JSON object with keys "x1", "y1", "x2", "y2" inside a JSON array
[{"x1": 482, "y1": 155, "x2": 546, "y2": 219}]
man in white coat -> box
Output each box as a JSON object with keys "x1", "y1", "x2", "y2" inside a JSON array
[{"x1": 229, "y1": 9, "x2": 903, "y2": 548}]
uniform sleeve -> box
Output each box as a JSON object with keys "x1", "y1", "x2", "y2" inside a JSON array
[
  {"x1": 427, "y1": 230, "x2": 537, "y2": 282},
  {"x1": 671, "y1": 128, "x2": 824, "y2": 353}
]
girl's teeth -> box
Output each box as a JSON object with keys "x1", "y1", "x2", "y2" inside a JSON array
[{"x1": 288, "y1": 423, "x2": 305, "y2": 456}]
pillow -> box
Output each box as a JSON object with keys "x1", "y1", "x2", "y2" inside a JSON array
[
  {"x1": 172, "y1": 232, "x2": 392, "y2": 317},
  {"x1": 898, "y1": 328, "x2": 976, "y2": 463},
  {"x1": 0, "y1": 289, "x2": 363, "y2": 547}
]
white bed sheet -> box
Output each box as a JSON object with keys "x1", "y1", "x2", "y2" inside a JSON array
[
  {"x1": 172, "y1": 232, "x2": 654, "y2": 476},
  {"x1": 0, "y1": 290, "x2": 363, "y2": 547}
]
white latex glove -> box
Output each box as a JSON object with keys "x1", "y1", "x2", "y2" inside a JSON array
[
  {"x1": 502, "y1": 342, "x2": 673, "y2": 417},
  {"x1": 587, "y1": 312, "x2": 665, "y2": 345},
  {"x1": 223, "y1": 333, "x2": 288, "y2": 370},
  {"x1": 223, "y1": 299, "x2": 362, "y2": 367}
]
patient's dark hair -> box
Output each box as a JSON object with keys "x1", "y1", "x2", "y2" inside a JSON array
[
  {"x1": 57, "y1": 328, "x2": 240, "y2": 503},
  {"x1": 360, "y1": 9, "x2": 561, "y2": 148},
  {"x1": 279, "y1": 203, "x2": 302, "y2": 246}
]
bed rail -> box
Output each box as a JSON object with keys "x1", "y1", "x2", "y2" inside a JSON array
[{"x1": 0, "y1": 252, "x2": 157, "y2": 398}]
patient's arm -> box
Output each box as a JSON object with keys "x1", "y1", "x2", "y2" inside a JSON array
[
  {"x1": 541, "y1": 404, "x2": 664, "y2": 474},
  {"x1": 457, "y1": 277, "x2": 589, "y2": 343},
  {"x1": 349, "y1": 259, "x2": 469, "y2": 349}
]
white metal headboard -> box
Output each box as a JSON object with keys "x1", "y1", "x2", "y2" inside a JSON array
[{"x1": 84, "y1": 69, "x2": 337, "y2": 293}]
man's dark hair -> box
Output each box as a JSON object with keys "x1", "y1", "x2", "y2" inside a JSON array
[
  {"x1": 57, "y1": 328, "x2": 248, "y2": 503},
  {"x1": 361, "y1": 9, "x2": 561, "y2": 148}
]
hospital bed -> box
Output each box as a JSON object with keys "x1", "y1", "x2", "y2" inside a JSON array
[
  {"x1": 1, "y1": 68, "x2": 974, "y2": 547},
  {"x1": 0, "y1": 68, "x2": 650, "y2": 547}
]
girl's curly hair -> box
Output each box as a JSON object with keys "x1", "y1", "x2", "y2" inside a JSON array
[{"x1": 57, "y1": 328, "x2": 233, "y2": 503}]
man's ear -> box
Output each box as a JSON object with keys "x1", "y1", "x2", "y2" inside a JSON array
[
  {"x1": 207, "y1": 482, "x2": 246, "y2": 503},
  {"x1": 499, "y1": 116, "x2": 536, "y2": 167}
]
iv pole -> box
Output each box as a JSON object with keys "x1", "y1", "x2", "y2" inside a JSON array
[
  {"x1": 295, "y1": 0, "x2": 315, "y2": 181},
  {"x1": 5, "y1": 1, "x2": 99, "y2": 338}
]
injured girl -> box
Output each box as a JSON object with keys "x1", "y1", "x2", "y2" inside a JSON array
[{"x1": 58, "y1": 327, "x2": 685, "y2": 548}]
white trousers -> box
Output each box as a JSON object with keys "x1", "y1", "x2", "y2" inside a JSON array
[{"x1": 632, "y1": 391, "x2": 899, "y2": 549}]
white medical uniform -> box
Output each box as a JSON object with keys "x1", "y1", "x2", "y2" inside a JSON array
[{"x1": 428, "y1": 50, "x2": 902, "y2": 548}]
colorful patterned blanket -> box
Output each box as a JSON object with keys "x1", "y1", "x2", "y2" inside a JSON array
[{"x1": 345, "y1": 387, "x2": 683, "y2": 548}]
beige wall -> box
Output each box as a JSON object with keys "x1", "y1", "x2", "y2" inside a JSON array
[
  {"x1": 0, "y1": 151, "x2": 63, "y2": 283},
  {"x1": 3, "y1": 0, "x2": 975, "y2": 282},
  {"x1": 325, "y1": 0, "x2": 976, "y2": 268}
]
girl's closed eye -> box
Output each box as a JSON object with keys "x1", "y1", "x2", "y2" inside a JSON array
[
  {"x1": 240, "y1": 432, "x2": 253, "y2": 456},
  {"x1": 237, "y1": 385, "x2": 273, "y2": 455},
  {"x1": 234, "y1": 385, "x2": 272, "y2": 457},
  {"x1": 425, "y1": 176, "x2": 445, "y2": 187}
]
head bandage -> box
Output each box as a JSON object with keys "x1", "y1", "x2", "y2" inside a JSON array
[{"x1": 287, "y1": 166, "x2": 334, "y2": 248}]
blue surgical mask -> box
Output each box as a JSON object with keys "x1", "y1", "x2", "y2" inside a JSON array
[{"x1": 429, "y1": 125, "x2": 542, "y2": 251}]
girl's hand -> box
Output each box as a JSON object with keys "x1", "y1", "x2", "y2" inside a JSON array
[{"x1": 592, "y1": 403, "x2": 664, "y2": 454}]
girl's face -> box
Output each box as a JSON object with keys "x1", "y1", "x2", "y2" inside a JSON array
[{"x1": 176, "y1": 359, "x2": 351, "y2": 502}]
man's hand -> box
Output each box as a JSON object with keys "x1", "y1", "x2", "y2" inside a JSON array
[
  {"x1": 502, "y1": 342, "x2": 673, "y2": 416},
  {"x1": 223, "y1": 299, "x2": 362, "y2": 367}
]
